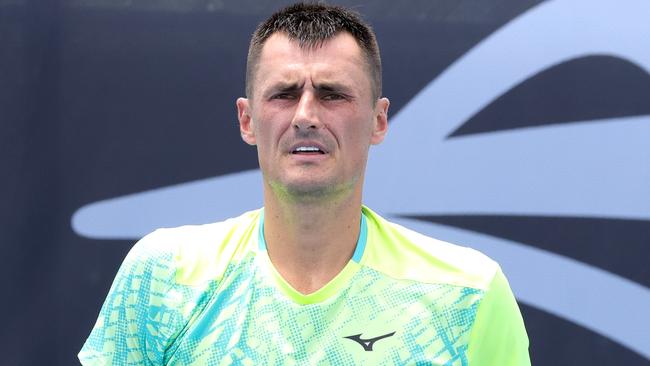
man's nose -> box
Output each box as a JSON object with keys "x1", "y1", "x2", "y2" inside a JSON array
[{"x1": 291, "y1": 93, "x2": 322, "y2": 130}]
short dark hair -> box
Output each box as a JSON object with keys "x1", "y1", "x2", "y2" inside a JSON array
[{"x1": 246, "y1": 2, "x2": 382, "y2": 100}]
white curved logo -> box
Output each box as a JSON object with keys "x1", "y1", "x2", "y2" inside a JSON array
[{"x1": 72, "y1": 0, "x2": 650, "y2": 359}]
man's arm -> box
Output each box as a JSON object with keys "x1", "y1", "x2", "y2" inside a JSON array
[{"x1": 466, "y1": 267, "x2": 531, "y2": 366}]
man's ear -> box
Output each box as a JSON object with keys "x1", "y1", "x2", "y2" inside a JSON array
[
  {"x1": 236, "y1": 97, "x2": 256, "y2": 146},
  {"x1": 370, "y1": 97, "x2": 389, "y2": 145}
]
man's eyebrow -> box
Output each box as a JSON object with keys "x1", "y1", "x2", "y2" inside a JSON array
[
  {"x1": 268, "y1": 82, "x2": 302, "y2": 93},
  {"x1": 314, "y1": 82, "x2": 353, "y2": 94},
  {"x1": 263, "y1": 81, "x2": 354, "y2": 96}
]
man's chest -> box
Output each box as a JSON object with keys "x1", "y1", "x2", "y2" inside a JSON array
[{"x1": 165, "y1": 267, "x2": 484, "y2": 365}]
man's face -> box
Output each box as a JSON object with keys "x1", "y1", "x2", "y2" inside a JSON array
[{"x1": 237, "y1": 32, "x2": 388, "y2": 201}]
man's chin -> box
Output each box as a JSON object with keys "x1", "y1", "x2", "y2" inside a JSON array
[
  {"x1": 270, "y1": 179, "x2": 352, "y2": 202},
  {"x1": 286, "y1": 183, "x2": 337, "y2": 199}
]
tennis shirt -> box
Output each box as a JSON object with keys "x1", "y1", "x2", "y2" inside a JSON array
[{"x1": 79, "y1": 206, "x2": 530, "y2": 365}]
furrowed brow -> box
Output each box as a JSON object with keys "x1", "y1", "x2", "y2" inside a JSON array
[
  {"x1": 314, "y1": 82, "x2": 353, "y2": 95},
  {"x1": 269, "y1": 82, "x2": 302, "y2": 94}
]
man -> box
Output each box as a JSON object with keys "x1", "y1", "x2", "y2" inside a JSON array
[{"x1": 80, "y1": 3, "x2": 530, "y2": 365}]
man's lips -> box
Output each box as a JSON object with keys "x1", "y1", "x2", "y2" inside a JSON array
[{"x1": 289, "y1": 141, "x2": 329, "y2": 155}]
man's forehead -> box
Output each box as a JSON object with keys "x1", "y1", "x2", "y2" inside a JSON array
[{"x1": 254, "y1": 32, "x2": 368, "y2": 86}]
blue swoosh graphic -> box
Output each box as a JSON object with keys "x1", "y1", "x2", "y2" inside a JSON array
[
  {"x1": 73, "y1": 170, "x2": 264, "y2": 239},
  {"x1": 364, "y1": 0, "x2": 650, "y2": 220},
  {"x1": 71, "y1": 0, "x2": 650, "y2": 359}
]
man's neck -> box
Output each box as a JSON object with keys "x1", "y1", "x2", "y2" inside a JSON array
[{"x1": 262, "y1": 188, "x2": 363, "y2": 295}]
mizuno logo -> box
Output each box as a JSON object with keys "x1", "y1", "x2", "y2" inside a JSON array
[{"x1": 343, "y1": 331, "x2": 396, "y2": 351}]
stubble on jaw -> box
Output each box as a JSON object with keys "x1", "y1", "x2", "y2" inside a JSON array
[{"x1": 265, "y1": 170, "x2": 362, "y2": 206}]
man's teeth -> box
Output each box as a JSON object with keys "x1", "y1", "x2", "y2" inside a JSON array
[{"x1": 294, "y1": 146, "x2": 322, "y2": 153}]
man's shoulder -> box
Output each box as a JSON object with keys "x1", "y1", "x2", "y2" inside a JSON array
[
  {"x1": 362, "y1": 206, "x2": 498, "y2": 291},
  {"x1": 131, "y1": 208, "x2": 262, "y2": 285}
]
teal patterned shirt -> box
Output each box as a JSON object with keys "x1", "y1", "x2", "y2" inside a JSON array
[{"x1": 79, "y1": 207, "x2": 530, "y2": 365}]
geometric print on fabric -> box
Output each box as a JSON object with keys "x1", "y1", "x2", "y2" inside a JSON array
[
  {"x1": 79, "y1": 242, "x2": 217, "y2": 365},
  {"x1": 166, "y1": 254, "x2": 484, "y2": 365}
]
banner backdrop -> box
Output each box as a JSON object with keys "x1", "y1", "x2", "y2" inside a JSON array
[{"x1": 2, "y1": 0, "x2": 649, "y2": 364}]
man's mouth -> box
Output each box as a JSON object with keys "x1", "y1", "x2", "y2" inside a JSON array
[{"x1": 292, "y1": 146, "x2": 326, "y2": 155}]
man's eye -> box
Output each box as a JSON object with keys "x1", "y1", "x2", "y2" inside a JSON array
[
  {"x1": 271, "y1": 93, "x2": 295, "y2": 100},
  {"x1": 322, "y1": 93, "x2": 345, "y2": 101}
]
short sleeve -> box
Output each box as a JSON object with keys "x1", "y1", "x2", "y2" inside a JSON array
[
  {"x1": 466, "y1": 267, "x2": 531, "y2": 366},
  {"x1": 79, "y1": 230, "x2": 181, "y2": 365}
]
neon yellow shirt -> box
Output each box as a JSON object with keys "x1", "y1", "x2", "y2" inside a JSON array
[{"x1": 80, "y1": 206, "x2": 530, "y2": 365}]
